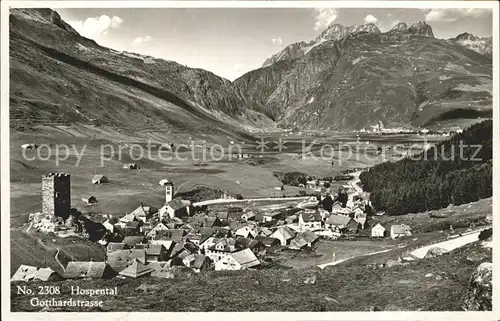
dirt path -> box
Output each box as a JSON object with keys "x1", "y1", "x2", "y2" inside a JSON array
[
  {"x1": 317, "y1": 248, "x2": 393, "y2": 269},
  {"x1": 20, "y1": 229, "x2": 69, "y2": 271}
]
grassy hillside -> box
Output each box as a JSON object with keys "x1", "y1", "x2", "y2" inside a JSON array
[{"x1": 9, "y1": 8, "x2": 275, "y2": 141}]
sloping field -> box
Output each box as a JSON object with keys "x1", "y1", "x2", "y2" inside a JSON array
[{"x1": 11, "y1": 241, "x2": 491, "y2": 311}]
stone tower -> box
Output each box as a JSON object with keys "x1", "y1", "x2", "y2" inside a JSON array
[{"x1": 42, "y1": 173, "x2": 71, "y2": 220}]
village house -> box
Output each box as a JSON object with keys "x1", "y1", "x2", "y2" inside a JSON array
[
  {"x1": 153, "y1": 229, "x2": 186, "y2": 243},
  {"x1": 64, "y1": 262, "x2": 114, "y2": 279},
  {"x1": 258, "y1": 227, "x2": 273, "y2": 237},
  {"x1": 106, "y1": 242, "x2": 128, "y2": 252},
  {"x1": 206, "y1": 238, "x2": 237, "y2": 262},
  {"x1": 325, "y1": 215, "x2": 358, "y2": 235},
  {"x1": 182, "y1": 254, "x2": 213, "y2": 273},
  {"x1": 92, "y1": 174, "x2": 108, "y2": 184},
  {"x1": 254, "y1": 235, "x2": 281, "y2": 248},
  {"x1": 169, "y1": 242, "x2": 200, "y2": 264},
  {"x1": 263, "y1": 211, "x2": 282, "y2": 222},
  {"x1": 214, "y1": 248, "x2": 260, "y2": 271},
  {"x1": 227, "y1": 207, "x2": 244, "y2": 221},
  {"x1": 122, "y1": 236, "x2": 146, "y2": 248},
  {"x1": 235, "y1": 225, "x2": 258, "y2": 239},
  {"x1": 159, "y1": 197, "x2": 191, "y2": 220},
  {"x1": 146, "y1": 244, "x2": 169, "y2": 262},
  {"x1": 298, "y1": 210, "x2": 323, "y2": 231},
  {"x1": 123, "y1": 220, "x2": 144, "y2": 235},
  {"x1": 306, "y1": 180, "x2": 317, "y2": 189},
  {"x1": 102, "y1": 219, "x2": 115, "y2": 233},
  {"x1": 21, "y1": 143, "x2": 38, "y2": 150},
  {"x1": 235, "y1": 237, "x2": 266, "y2": 255},
  {"x1": 81, "y1": 196, "x2": 98, "y2": 205},
  {"x1": 270, "y1": 226, "x2": 296, "y2": 246},
  {"x1": 147, "y1": 222, "x2": 169, "y2": 239},
  {"x1": 185, "y1": 232, "x2": 201, "y2": 245},
  {"x1": 352, "y1": 205, "x2": 365, "y2": 218},
  {"x1": 390, "y1": 224, "x2": 412, "y2": 239},
  {"x1": 241, "y1": 211, "x2": 256, "y2": 221},
  {"x1": 107, "y1": 249, "x2": 147, "y2": 273},
  {"x1": 300, "y1": 230, "x2": 319, "y2": 246},
  {"x1": 130, "y1": 204, "x2": 158, "y2": 223},
  {"x1": 11, "y1": 265, "x2": 61, "y2": 282},
  {"x1": 119, "y1": 259, "x2": 154, "y2": 278},
  {"x1": 371, "y1": 223, "x2": 386, "y2": 238},
  {"x1": 123, "y1": 163, "x2": 140, "y2": 170}
]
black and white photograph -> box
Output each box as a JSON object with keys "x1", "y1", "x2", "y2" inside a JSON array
[{"x1": 1, "y1": 0, "x2": 498, "y2": 318}]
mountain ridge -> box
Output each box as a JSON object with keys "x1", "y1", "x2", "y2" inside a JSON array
[
  {"x1": 9, "y1": 8, "x2": 493, "y2": 135},
  {"x1": 9, "y1": 8, "x2": 274, "y2": 142},
  {"x1": 235, "y1": 20, "x2": 492, "y2": 131}
]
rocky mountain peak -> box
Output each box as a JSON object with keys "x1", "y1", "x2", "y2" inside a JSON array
[
  {"x1": 391, "y1": 22, "x2": 408, "y2": 32},
  {"x1": 454, "y1": 32, "x2": 480, "y2": 41},
  {"x1": 408, "y1": 21, "x2": 434, "y2": 37},
  {"x1": 315, "y1": 23, "x2": 381, "y2": 43}
]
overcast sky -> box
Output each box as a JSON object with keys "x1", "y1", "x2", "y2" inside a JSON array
[{"x1": 56, "y1": 8, "x2": 493, "y2": 81}]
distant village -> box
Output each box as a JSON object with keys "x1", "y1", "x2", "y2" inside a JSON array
[{"x1": 12, "y1": 170, "x2": 412, "y2": 282}]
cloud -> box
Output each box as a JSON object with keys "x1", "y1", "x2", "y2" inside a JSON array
[
  {"x1": 363, "y1": 14, "x2": 379, "y2": 24},
  {"x1": 425, "y1": 8, "x2": 490, "y2": 22},
  {"x1": 271, "y1": 37, "x2": 283, "y2": 46},
  {"x1": 132, "y1": 35, "x2": 152, "y2": 46},
  {"x1": 68, "y1": 15, "x2": 123, "y2": 41},
  {"x1": 313, "y1": 8, "x2": 338, "y2": 31}
]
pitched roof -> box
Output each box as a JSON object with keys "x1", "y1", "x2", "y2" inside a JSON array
[
  {"x1": 210, "y1": 238, "x2": 236, "y2": 252},
  {"x1": 64, "y1": 262, "x2": 109, "y2": 279},
  {"x1": 119, "y1": 259, "x2": 154, "y2": 278},
  {"x1": 235, "y1": 237, "x2": 261, "y2": 250},
  {"x1": 372, "y1": 222, "x2": 385, "y2": 230},
  {"x1": 11, "y1": 265, "x2": 38, "y2": 282},
  {"x1": 122, "y1": 236, "x2": 145, "y2": 246},
  {"x1": 35, "y1": 267, "x2": 60, "y2": 281},
  {"x1": 254, "y1": 235, "x2": 280, "y2": 247},
  {"x1": 289, "y1": 237, "x2": 308, "y2": 250},
  {"x1": 300, "y1": 210, "x2": 322, "y2": 222},
  {"x1": 231, "y1": 249, "x2": 260, "y2": 269},
  {"x1": 391, "y1": 224, "x2": 411, "y2": 234},
  {"x1": 192, "y1": 255, "x2": 210, "y2": 269},
  {"x1": 167, "y1": 197, "x2": 190, "y2": 211},
  {"x1": 107, "y1": 249, "x2": 147, "y2": 273},
  {"x1": 107, "y1": 242, "x2": 128, "y2": 251},
  {"x1": 92, "y1": 174, "x2": 108, "y2": 182},
  {"x1": 272, "y1": 226, "x2": 296, "y2": 240},
  {"x1": 185, "y1": 254, "x2": 211, "y2": 269},
  {"x1": 146, "y1": 244, "x2": 165, "y2": 256},
  {"x1": 259, "y1": 227, "x2": 273, "y2": 236},
  {"x1": 131, "y1": 204, "x2": 158, "y2": 217},
  {"x1": 300, "y1": 230, "x2": 318, "y2": 244},
  {"x1": 125, "y1": 221, "x2": 141, "y2": 229},
  {"x1": 325, "y1": 214, "x2": 352, "y2": 226},
  {"x1": 154, "y1": 229, "x2": 185, "y2": 242}
]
